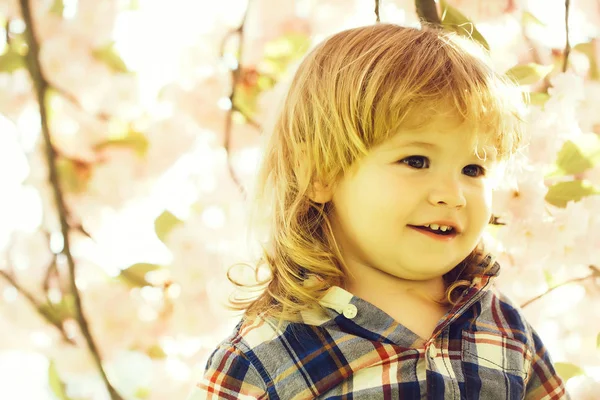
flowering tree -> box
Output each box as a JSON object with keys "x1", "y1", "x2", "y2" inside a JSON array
[{"x1": 0, "y1": 0, "x2": 598, "y2": 398}]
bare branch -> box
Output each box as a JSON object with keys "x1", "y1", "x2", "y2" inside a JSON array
[
  {"x1": 375, "y1": 0, "x2": 381, "y2": 23},
  {"x1": 51, "y1": 85, "x2": 111, "y2": 122},
  {"x1": 520, "y1": 265, "x2": 600, "y2": 308},
  {"x1": 489, "y1": 215, "x2": 506, "y2": 225},
  {"x1": 0, "y1": 269, "x2": 75, "y2": 345},
  {"x1": 221, "y1": 1, "x2": 255, "y2": 199},
  {"x1": 18, "y1": 0, "x2": 124, "y2": 399},
  {"x1": 562, "y1": 0, "x2": 571, "y2": 72},
  {"x1": 4, "y1": 19, "x2": 10, "y2": 44},
  {"x1": 231, "y1": 105, "x2": 262, "y2": 131}
]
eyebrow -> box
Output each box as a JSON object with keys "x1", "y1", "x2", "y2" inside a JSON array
[
  {"x1": 400, "y1": 141, "x2": 439, "y2": 149},
  {"x1": 382, "y1": 140, "x2": 439, "y2": 151},
  {"x1": 383, "y1": 139, "x2": 498, "y2": 162}
]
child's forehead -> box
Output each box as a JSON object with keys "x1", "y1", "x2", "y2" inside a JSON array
[{"x1": 378, "y1": 121, "x2": 499, "y2": 160}]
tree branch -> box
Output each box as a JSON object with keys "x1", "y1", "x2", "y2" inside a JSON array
[
  {"x1": 0, "y1": 268, "x2": 75, "y2": 345},
  {"x1": 562, "y1": 0, "x2": 571, "y2": 72},
  {"x1": 18, "y1": 1, "x2": 124, "y2": 399},
  {"x1": 42, "y1": 254, "x2": 58, "y2": 297},
  {"x1": 520, "y1": 265, "x2": 600, "y2": 308},
  {"x1": 415, "y1": 0, "x2": 441, "y2": 26},
  {"x1": 4, "y1": 19, "x2": 10, "y2": 44},
  {"x1": 221, "y1": 1, "x2": 255, "y2": 199},
  {"x1": 51, "y1": 85, "x2": 111, "y2": 122},
  {"x1": 231, "y1": 104, "x2": 262, "y2": 131},
  {"x1": 375, "y1": 0, "x2": 381, "y2": 23},
  {"x1": 489, "y1": 215, "x2": 506, "y2": 225}
]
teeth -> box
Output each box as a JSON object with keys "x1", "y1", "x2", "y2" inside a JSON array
[{"x1": 423, "y1": 224, "x2": 453, "y2": 232}]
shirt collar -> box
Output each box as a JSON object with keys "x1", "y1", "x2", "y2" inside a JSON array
[{"x1": 300, "y1": 259, "x2": 500, "y2": 346}]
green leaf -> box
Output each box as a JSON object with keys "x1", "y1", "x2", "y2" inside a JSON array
[
  {"x1": 93, "y1": 42, "x2": 129, "y2": 73},
  {"x1": 545, "y1": 180, "x2": 600, "y2": 208},
  {"x1": 556, "y1": 138, "x2": 600, "y2": 174},
  {"x1": 40, "y1": 294, "x2": 76, "y2": 323},
  {"x1": 415, "y1": 0, "x2": 441, "y2": 24},
  {"x1": 39, "y1": 294, "x2": 77, "y2": 327},
  {"x1": 506, "y1": 63, "x2": 553, "y2": 86},
  {"x1": 484, "y1": 222, "x2": 503, "y2": 239},
  {"x1": 146, "y1": 344, "x2": 167, "y2": 359},
  {"x1": 155, "y1": 210, "x2": 183, "y2": 243},
  {"x1": 119, "y1": 263, "x2": 163, "y2": 287},
  {"x1": 48, "y1": 360, "x2": 73, "y2": 400},
  {"x1": 233, "y1": 84, "x2": 259, "y2": 119},
  {"x1": 522, "y1": 11, "x2": 545, "y2": 27},
  {"x1": 56, "y1": 158, "x2": 91, "y2": 193},
  {"x1": 543, "y1": 269, "x2": 557, "y2": 288},
  {"x1": 262, "y1": 33, "x2": 310, "y2": 77},
  {"x1": 0, "y1": 48, "x2": 25, "y2": 73},
  {"x1": 134, "y1": 387, "x2": 151, "y2": 399},
  {"x1": 230, "y1": 32, "x2": 308, "y2": 122},
  {"x1": 554, "y1": 362, "x2": 586, "y2": 382},
  {"x1": 547, "y1": 134, "x2": 600, "y2": 177},
  {"x1": 527, "y1": 92, "x2": 550, "y2": 107},
  {"x1": 39, "y1": 304, "x2": 61, "y2": 325},
  {"x1": 439, "y1": 0, "x2": 490, "y2": 50},
  {"x1": 124, "y1": 0, "x2": 141, "y2": 10},
  {"x1": 49, "y1": 0, "x2": 65, "y2": 16},
  {"x1": 574, "y1": 41, "x2": 600, "y2": 80},
  {"x1": 95, "y1": 129, "x2": 149, "y2": 157}
]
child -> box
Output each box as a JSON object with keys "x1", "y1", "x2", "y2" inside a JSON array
[{"x1": 188, "y1": 24, "x2": 569, "y2": 399}]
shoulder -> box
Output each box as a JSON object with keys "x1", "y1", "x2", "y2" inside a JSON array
[
  {"x1": 187, "y1": 317, "x2": 279, "y2": 399},
  {"x1": 190, "y1": 315, "x2": 335, "y2": 399}
]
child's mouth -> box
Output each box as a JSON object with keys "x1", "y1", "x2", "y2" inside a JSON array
[{"x1": 408, "y1": 225, "x2": 458, "y2": 240}]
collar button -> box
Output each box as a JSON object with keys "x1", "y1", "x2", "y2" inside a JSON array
[
  {"x1": 428, "y1": 344, "x2": 437, "y2": 358},
  {"x1": 342, "y1": 304, "x2": 357, "y2": 319}
]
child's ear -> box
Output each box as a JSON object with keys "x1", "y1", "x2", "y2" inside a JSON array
[
  {"x1": 308, "y1": 182, "x2": 333, "y2": 204},
  {"x1": 293, "y1": 149, "x2": 334, "y2": 204}
]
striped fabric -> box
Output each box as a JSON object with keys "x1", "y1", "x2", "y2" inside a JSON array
[{"x1": 187, "y1": 262, "x2": 569, "y2": 399}]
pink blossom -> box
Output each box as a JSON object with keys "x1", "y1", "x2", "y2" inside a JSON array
[
  {"x1": 566, "y1": 376, "x2": 600, "y2": 400},
  {"x1": 447, "y1": 0, "x2": 518, "y2": 21},
  {"x1": 524, "y1": 108, "x2": 567, "y2": 165},
  {"x1": 547, "y1": 72, "x2": 585, "y2": 103},
  {"x1": 0, "y1": 71, "x2": 35, "y2": 122},
  {"x1": 60, "y1": 147, "x2": 145, "y2": 215},
  {"x1": 69, "y1": 0, "x2": 118, "y2": 46},
  {"x1": 144, "y1": 113, "x2": 201, "y2": 177},
  {"x1": 578, "y1": 82, "x2": 600, "y2": 133},
  {"x1": 492, "y1": 167, "x2": 548, "y2": 221},
  {"x1": 159, "y1": 79, "x2": 228, "y2": 137},
  {"x1": 39, "y1": 32, "x2": 114, "y2": 105},
  {"x1": 0, "y1": 0, "x2": 19, "y2": 19}
]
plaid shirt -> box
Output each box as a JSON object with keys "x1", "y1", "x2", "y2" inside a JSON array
[{"x1": 187, "y1": 262, "x2": 569, "y2": 399}]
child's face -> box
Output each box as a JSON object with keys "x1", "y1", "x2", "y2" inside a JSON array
[{"x1": 324, "y1": 122, "x2": 497, "y2": 283}]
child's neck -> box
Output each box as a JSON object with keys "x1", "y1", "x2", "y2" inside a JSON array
[
  {"x1": 344, "y1": 266, "x2": 447, "y2": 305},
  {"x1": 343, "y1": 267, "x2": 450, "y2": 340}
]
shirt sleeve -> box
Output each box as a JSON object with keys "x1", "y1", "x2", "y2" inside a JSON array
[
  {"x1": 524, "y1": 325, "x2": 570, "y2": 400},
  {"x1": 186, "y1": 344, "x2": 268, "y2": 400}
]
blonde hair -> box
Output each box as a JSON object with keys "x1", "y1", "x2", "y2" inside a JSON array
[{"x1": 227, "y1": 24, "x2": 525, "y2": 326}]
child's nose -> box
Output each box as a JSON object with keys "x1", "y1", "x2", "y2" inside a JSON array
[{"x1": 427, "y1": 178, "x2": 467, "y2": 208}]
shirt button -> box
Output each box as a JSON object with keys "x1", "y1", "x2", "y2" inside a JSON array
[
  {"x1": 428, "y1": 344, "x2": 437, "y2": 358},
  {"x1": 342, "y1": 304, "x2": 357, "y2": 319}
]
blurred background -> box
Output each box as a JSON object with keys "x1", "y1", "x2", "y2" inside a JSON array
[{"x1": 0, "y1": 0, "x2": 599, "y2": 399}]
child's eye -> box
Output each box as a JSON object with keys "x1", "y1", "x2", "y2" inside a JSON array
[
  {"x1": 400, "y1": 156, "x2": 429, "y2": 169},
  {"x1": 463, "y1": 164, "x2": 486, "y2": 177}
]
